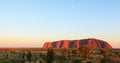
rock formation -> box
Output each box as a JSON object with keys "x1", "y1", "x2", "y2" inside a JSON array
[{"x1": 43, "y1": 38, "x2": 112, "y2": 49}]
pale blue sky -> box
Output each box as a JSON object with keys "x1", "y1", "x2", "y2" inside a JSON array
[{"x1": 0, "y1": 0, "x2": 120, "y2": 48}]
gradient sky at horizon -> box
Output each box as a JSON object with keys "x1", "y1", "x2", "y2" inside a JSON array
[{"x1": 0, "y1": 0, "x2": 120, "y2": 48}]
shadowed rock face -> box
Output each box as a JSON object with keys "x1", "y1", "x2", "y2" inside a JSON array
[{"x1": 43, "y1": 38, "x2": 112, "y2": 49}]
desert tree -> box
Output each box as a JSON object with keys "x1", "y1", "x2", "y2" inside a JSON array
[
  {"x1": 46, "y1": 47, "x2": 54, "y2": 63},
  {"x1": 79, "y1": 45, "x2": 92, "y2": 60},
  {"x1": 61, "y1": 47, "x2": 68, "y2": 56},
  {"x1": 99, "y1": 49, "x2": 107, "y2": 57},
  {"x1": 26, "y1": 51, "x2": 32, "y2": 63},
  {"x1": 21, "y1": 52, "x2": 25, "y2": 63}
]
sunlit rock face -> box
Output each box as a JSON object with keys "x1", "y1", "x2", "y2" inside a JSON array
[
  {"x1": 43, "y1": 38, "x2": 112, "y2": 49},
  {"x1": 43, "y1": 42, "x2": 52, "y2": 48}
]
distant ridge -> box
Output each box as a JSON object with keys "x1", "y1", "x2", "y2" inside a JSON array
[{"x1": 43, "y1": 38, "x2": 112, "y2": 49}]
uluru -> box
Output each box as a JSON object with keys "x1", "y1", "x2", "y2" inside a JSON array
[{"x1": 43, "y1": 38, "x2": 112, "y2": 49}]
